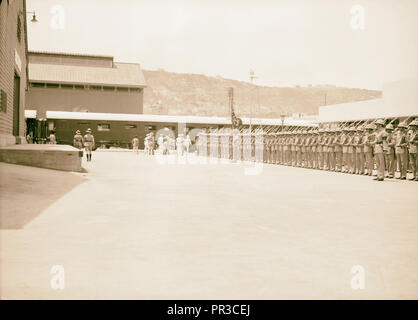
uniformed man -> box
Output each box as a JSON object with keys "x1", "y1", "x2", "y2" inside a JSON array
[
  {"x1": 407, "y1": 119, "x2": 417, "y2": 180},
  {"x1": 305, "y1": 131, "x2": 313, "y2": 168},
  {"x1": 290, "y1": 132, "x2": 296, "y2": 166},
  {"x1": 83, "y1": 128, "x2": 95, "y2": 162},
  {"x1": 395, "y1": 122, "x2": 408, "y2": 180},
  {"x1": 334, "y1": 127, "x2": 343, "y2": 172},
  {"x1": 372, "y1": 119, "x2": 386, "y2": 181},
  {"x1": 132, "y1": 135, "x2": 140, "y2": 154},
  {"x1": 347, "y1": 126, "x2": 357, "y2": 174},
  {"x1": 176, "y1": 134, "x2": 184, "y2": 156},
  {"x1": 384, "y1": 123, "x2": 395, "y2": 178},
  {"x1": 341, "y1": 127, "x2": 350, "y2": 173},
  {"x1": 284, "y1": 132, "x2": 290, "y2": 165},
  {"x1": 73, "y1": 130, "x2": 84, "y2": 150},
  {"x1": 354, "y1": 126, "x2": 364, "y2": 174},
  {"x1": 148, "y1": 132, "x2": 155, "y2": 155},
  {"x1": 184, "y1": 134, "x2": 192, "y2": 154},
  {"x1": 362, "y1": 124, "x2": 373, "y2": 175},
  {"x1": 48, "y1": 130, "x2": 57, "y2": 144},
  {"x1": 311, "y1": 129, "x2": 319, "y2": 169},
  {"x1": 317, "y1": 129, "x2": 327, "y2": 170},
  {"x1": 300, "y1": 131, "x2": 306, "y2": 167},
  {"x1": 327, "y1": 129, "x2": 336, "y2": 171}
]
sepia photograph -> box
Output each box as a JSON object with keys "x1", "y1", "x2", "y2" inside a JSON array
[{"x1": 0, "y1": 0, "x2": 417, "y2": 307}]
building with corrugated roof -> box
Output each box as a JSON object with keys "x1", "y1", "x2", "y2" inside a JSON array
[{"x1": 26, "y1": 51, "x2": 146, "y2": 118}]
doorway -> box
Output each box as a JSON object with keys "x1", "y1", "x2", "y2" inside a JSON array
[{"x1": 13, "y1": 73, "x2": 20, "y2": 137}]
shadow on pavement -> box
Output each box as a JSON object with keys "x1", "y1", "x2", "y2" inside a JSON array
[{"x1": 0, "y1": 163, "x2": 87, "y2": 229}]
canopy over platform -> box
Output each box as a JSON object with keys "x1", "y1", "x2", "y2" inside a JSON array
[{"x1": 318, "y1": 79, "x2": 418, "y2": 123}]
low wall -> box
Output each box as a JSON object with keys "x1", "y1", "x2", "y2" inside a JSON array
[{"x1": 0, "y1": 144, "x2": 83, "y2": 172}]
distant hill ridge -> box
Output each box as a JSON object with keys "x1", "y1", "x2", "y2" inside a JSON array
[{"x1": 142, "y1": 69, "x2": 382, "y2": 118}]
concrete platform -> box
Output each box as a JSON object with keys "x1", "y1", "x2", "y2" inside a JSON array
[
  {"x1": 0, "y1": 144, "x2": 83, "y2": 172},
  {"x1": 1, "y1": 152, "x2": 417, "y2": 299}
]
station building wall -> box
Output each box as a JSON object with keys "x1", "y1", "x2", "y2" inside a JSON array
[
  {"x1": 26, "y1": 85, "x2": 144, "y2": 118},
  {"x1": 0, "y1": 0, "x2": 28, "y2": 147}
]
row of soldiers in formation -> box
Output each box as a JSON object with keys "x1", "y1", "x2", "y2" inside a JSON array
[{"x1": 195, "y1": 118, "x2": 418, "y2": 181}]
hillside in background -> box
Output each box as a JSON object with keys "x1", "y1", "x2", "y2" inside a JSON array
[{"x1": 142, "y1": 69, "x2": 382, "y2": 118}]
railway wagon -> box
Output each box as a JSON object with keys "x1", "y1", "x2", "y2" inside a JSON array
[{"x1": 25, "y1": 110, "x2": 317, "y2": 149}]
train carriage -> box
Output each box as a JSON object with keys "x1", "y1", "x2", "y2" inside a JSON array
[{"x1": 25, "y1": 110, "x2": 317, "y2": 150}]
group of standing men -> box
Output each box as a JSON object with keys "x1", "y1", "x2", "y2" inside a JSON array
[
  {"x1": 156, "y1": 133, "x2": 192, "y2": 156},
  {"x1": 196, "y1": 118, "x2": 418, "y2": 181},
  {"x1": 73, "y1": 128, "x2": 95, "y2": 161}
]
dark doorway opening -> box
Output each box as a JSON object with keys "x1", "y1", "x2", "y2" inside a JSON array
[{"x1": 13, "y1": 73, "x2": 20, "y2": 137}]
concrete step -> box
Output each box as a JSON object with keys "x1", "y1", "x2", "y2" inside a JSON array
[{"x1": 0, "y1": 144, "x2": 83, "y2": 172}]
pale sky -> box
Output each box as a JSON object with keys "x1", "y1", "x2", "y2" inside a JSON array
[{"x1": 26, "y1": 0, "x2": 418, "y2": 90}]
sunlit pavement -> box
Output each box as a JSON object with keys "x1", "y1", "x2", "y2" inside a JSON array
[{"x1": 1, "y1": 151, "x2": 418, "y2": 299}]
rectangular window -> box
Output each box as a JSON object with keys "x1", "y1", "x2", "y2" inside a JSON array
[
  {"x1": 90, "y1": 85, "x2": 102, "y2": 91},
  {"x1": 125, "y1": 124, "x2": 137, "y2": 129},
  {"x1": 117, "y1": 87, "x2": 129, "y2": 92},
  {"x1": 98, "y1": 123, "x2": 110, "y2": 131},
  {"x1": 129, "y1": 88, "x2": 141, "y2": 93},
  {"x1": 103, "y1": 86, "x2": 115, "y2": 91},
  {"x1": 31, "y1": 82, "x2": 45, "y2": 88},
  {"x1": 56, "y1": 121, "x2": 67, "y2": 129},
  {"x1": 0, "y1": 89, "x2": 7, "y2": 113},
  {"x1": 78, "y1": 122, "x2": 90, "y2": 125},
  {"x1": 74, "y1": 85, "x2": 85, "y2": 90},
  {"x1": 61, "y1": 84, "x2": 74, "y2": 89},
  {"x1": 46, "y1": 83, "x2": 60, "y2": 88}
]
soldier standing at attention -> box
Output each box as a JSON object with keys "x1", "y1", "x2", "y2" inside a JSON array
[
  {"x1": 407, "y1": 120, "x2": 417, "y2": 180},
  {"x1": 354, "y1": 126, "x2": 364, "y2": 174},
  {"x1": 73, "y1": 130, "x2": 84, "y2": 150},
  {"x1": 282, "y1": 133, "x2": 288, "y2": 165},
  {"x1": 363, "y1": 124, "x2": 374, "y2": 176},
  {"x1": 347, "y1": 127, "x2": 357, "y2": 174},
  {"x1": 184, "y1": 134, "x2": 191, "y2": 154},
  {"x1": 284, "y1": 133, "x2": 290, "y2": 165},
  {"x1": 312, "y1": 130, "x2": 319, "y2": 169},
  {"x1": 335, "y1": 128, "x2": 343, "y2": 172},
  {"x1": 341, "y1": 127, "x2": 349, "y2": 173},
  {"x1": 272, "y1": 133, "x2": 278, "y2": 164},
  {"x1": 372, "y1": 119, "x2": 386, "y2": 181},
  {"x1": 384, "y1": 124, "x2": 396, "y2": 178},
  {"x1": 306, "y1": 131, "x2": 312, "y2": 168},
  {"x1": 132, "y1": 135, "x2": 139, "y2": 154},
  {"x1": 293, "y1": 131, "x2": 300, "y2": 167},
  {"x1": 326, "y1": 129, "x2": 334, "y2": 171},
  {"x1": 290, "y1": 132, "x2": 296, "y2": 166},
  {"x1": 395, "y1": 122, "x2": 408, "y2": 180},
  {"x1": 316, "y1": 129, "x2": 324, "y2": 170},
  {"x1": 300, "y1": 131, "x2": 306, "y2": 167},
  {"x1": 83, "y1": 128, "x2": 95, "y2": 162}
]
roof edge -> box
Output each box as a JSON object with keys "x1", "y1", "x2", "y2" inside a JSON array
[{"x1": 28, "y1": 50, "x2": 114, "y2": 60}]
